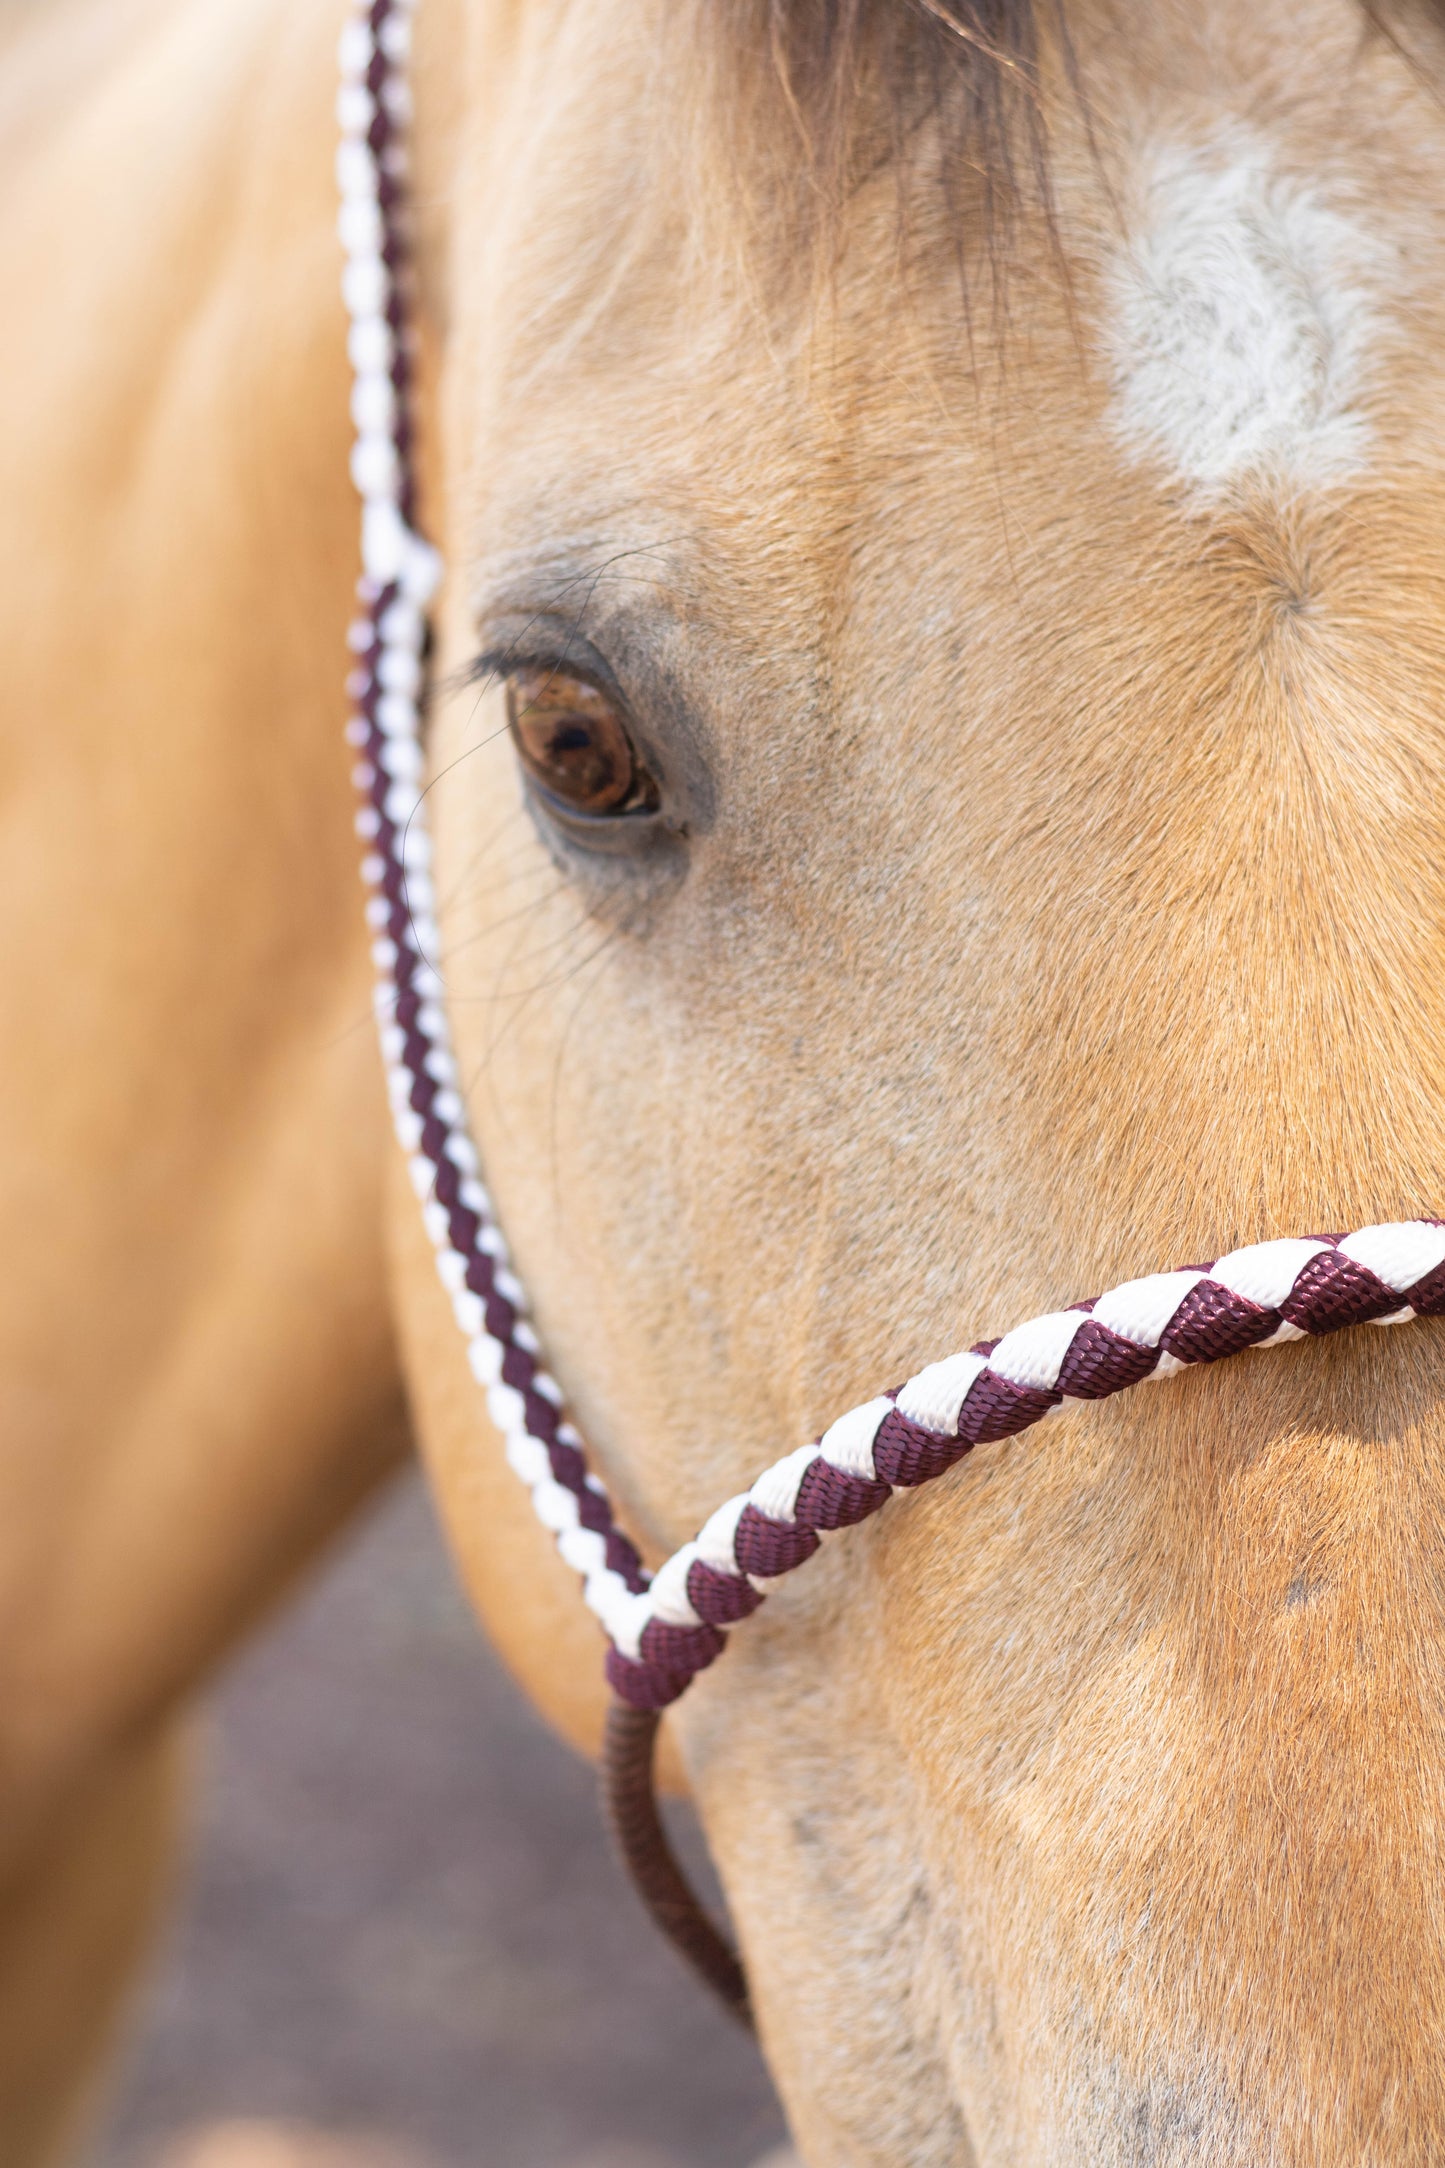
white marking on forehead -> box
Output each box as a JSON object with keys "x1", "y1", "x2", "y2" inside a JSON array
[{"x1": 1105, "y1": 128, "x2": 1391, "y2": 497}]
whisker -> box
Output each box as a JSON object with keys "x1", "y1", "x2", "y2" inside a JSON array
[
  {"x1": 545, "y1": 906, "x2": 643, "y2": 1200},
  {"x1": 431, "y1": 880, "x2": 575, "y2": 985},
  {"x1": 473, "y1": 920, "x2": 622, "y2": 1080}
]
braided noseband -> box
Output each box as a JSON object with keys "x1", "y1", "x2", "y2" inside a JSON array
[{"x1": 338, "y1": 0, "x2": 1445, "y2": 2030}]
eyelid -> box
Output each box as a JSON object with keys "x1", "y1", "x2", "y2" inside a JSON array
[{"x1": 470, "y1": 638, "x2": 621, "y2": 706}]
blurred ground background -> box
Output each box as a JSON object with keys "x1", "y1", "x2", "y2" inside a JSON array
[{"x1": 88, "y1": 1472, "x2": 789, "y2": 2168}]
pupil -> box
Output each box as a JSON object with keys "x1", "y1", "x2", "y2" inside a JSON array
[{"x1": 541, "y1": 716, "x2": 626, "y2": 800}]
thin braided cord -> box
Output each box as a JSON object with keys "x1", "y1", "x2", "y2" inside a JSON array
[{"x1": 338, "y1": 0, "x2": 649, "y2": 1635}]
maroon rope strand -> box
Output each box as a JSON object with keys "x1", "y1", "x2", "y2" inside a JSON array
[{"x1": 601, "y1": 1705, "x2": 752, "y2": 2027}]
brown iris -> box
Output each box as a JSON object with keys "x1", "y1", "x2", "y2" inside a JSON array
[{"x1": 504, "y1": 666, "x2": 657, "y2": 817}]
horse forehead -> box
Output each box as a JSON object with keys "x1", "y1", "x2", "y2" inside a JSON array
[{"x1": 464, "y1": 122, "x2": 1438, "y2": 641}]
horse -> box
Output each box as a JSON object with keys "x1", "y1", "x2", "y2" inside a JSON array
[{"x1": 5, "y1": 0, "x2": 1445, "y2": 2158}]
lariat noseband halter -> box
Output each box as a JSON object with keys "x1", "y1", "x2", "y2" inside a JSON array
[{"x1": 338, "y1": 0, "x2": 1445, "y2": 2033}]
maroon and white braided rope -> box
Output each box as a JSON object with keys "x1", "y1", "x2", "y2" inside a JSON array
[
  {"x1": 601, "y1": 1223, "x2": 1445, "y2": 1706},
  {"x1": 339, "y1": 0, "x2": 650, "y2": 1642},
  {"x1": 339, "y1": 1, "x2": 1445, "y2": 1718}
]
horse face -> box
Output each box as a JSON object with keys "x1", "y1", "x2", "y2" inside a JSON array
[{"x1": 399, "y1": 0, "x2": 1445, "y2": 2155}]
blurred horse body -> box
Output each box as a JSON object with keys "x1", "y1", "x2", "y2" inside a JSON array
[
  {"x1": 6, "y1": 0, "x2": 1445, "y2": 2162},
  {"x1": 0, "y1": 5, "x2": 402, "y2": 2155}
]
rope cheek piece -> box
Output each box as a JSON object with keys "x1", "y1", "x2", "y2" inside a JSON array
[{"x1": 337, "y1": 0, "x2": 1445, "y2": 2034}]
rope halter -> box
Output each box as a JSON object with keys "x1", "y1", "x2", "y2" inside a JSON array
[{"x1": 337, "y1": 0, "x2": 1445, "y2": 2024}]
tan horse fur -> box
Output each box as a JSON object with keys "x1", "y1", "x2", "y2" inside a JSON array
[{"x1": 6, "y1": 0, "x2": 1445, "y2": 2159}]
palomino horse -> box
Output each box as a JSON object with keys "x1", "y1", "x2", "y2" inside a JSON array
[{"x1": 5, "y1": 0, "x2": 1445, "y2": 2159}]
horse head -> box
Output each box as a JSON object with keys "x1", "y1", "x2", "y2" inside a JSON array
[{"x1": 383, "y1": 1, "x2": 1445, "y2": 2156}]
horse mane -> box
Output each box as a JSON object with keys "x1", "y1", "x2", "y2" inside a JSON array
[
  {"x1": 732, "y1": 0, "x2": 1052, "y2": 230},
  {"x1": 723, "y1": 0, "x2": 1442, "y2": 235},
  {"x1": 756, "y1": 0, "x2": 1044, "y2": 169}
]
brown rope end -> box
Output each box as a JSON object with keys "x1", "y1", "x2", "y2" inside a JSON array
[{"x1": 601, "y1": 1699, "x2": 752, "y2": 2029}]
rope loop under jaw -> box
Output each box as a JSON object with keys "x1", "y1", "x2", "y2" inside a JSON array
[
  {"x1": 602, "y1": 1703, "x2": 752, "y2": 2028},
  {"x1": 338, "y1": 0, "x2": 1445, "y2": 2030}
]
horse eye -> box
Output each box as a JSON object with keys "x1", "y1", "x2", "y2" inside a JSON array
[{"x1": 504, "y1": 666, "x2": 658, "y2": 818}]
